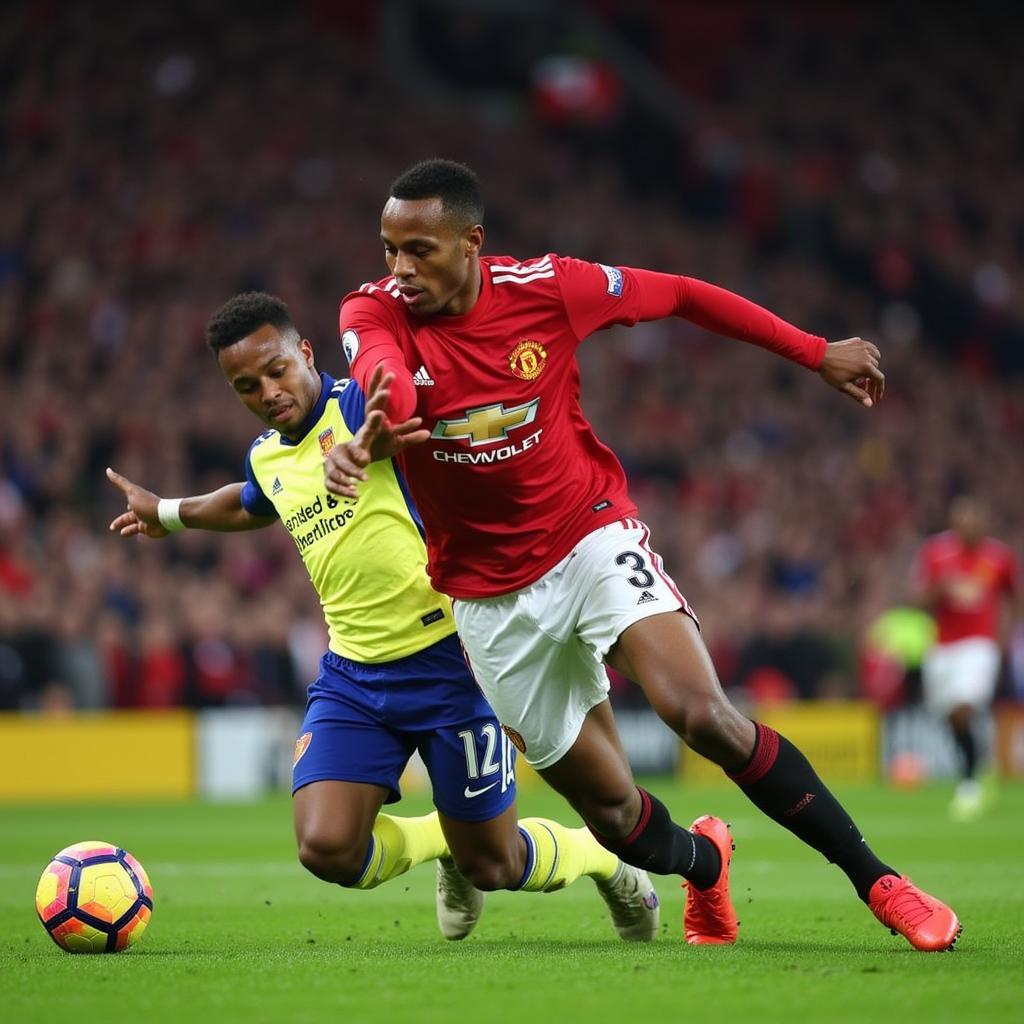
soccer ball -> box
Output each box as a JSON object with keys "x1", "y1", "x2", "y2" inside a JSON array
[{"x1": 35, "y1": 841, "x2": 153, "y2": 953}]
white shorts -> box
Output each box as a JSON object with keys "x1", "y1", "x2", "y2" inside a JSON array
[
  {"x1": 452, "y1": 518, "x2": 695, "y2": 770},
  {"x1": 922, "y1": 637, "x2": 1001, "y2": 715}
]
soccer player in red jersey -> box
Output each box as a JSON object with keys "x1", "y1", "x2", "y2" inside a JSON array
[
  {"x1": 325, "y1": 158, "x2": 961, "y2": 951},
  {"x1": 913, "y1": 496, "x2": 1020, "y2": 820}
]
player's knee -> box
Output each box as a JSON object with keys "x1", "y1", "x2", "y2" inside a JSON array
[
  {"x1": 578, "y1": 791, "x2": 641, "y2": 839},
  {"x1": 297, "y1": 832, "x2": 368, "y2": 885}
]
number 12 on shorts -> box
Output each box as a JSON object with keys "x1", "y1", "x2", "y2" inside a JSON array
[{"x1": 458, "y1": 723, "x2": 515, "y2": 794}]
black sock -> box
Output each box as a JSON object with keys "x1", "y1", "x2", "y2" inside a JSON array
[
  {"x1": 729, "y1": 723, "x2": 896, "y2": 902},
  {"x1": 950, "y1": 721, "x2": 978, "y2": 779},
  {"x1": 588, "y1": 787, "x2": 721, "y2": 889}
]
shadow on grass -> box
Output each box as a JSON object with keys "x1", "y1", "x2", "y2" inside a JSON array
[{"x1": 738, "y1": 937, "x2": 977, "y2": 958}]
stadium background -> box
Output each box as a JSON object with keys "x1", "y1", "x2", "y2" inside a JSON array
[{"x1": 1, "y1": 0, "x2": 1023, "y2": 800}]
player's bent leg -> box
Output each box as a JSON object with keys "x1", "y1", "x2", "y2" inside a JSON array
[
  {"x1": 539, "y1": 701, "x2": 725, "y2": 942},
  {"x1": 611, "y1": 613, "x2": 892, "y2": 892},
  {"x1": 293, "y1": 779, "x2": 388, "y2": 884},
  {"x1": 293, "y1": 780, "x2": 446, "y2": 889},
  {"x1": 292, "y1": 657, "x2": 449, "y2": 890},
  {"x1": 610, "y1": 611, "x2": 961, "y2": 947},
  {"x1": 538, "y1": 701, "x2": 720, "y2": 886}
]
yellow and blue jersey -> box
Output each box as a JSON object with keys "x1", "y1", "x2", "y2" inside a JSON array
[{"x1": 240, "y1": 372, "x2": 456, "y2": 663}]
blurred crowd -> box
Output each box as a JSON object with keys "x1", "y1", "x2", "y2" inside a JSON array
[{"x1": 1, "y1": 1, "x2": 1021, "y2": 712}]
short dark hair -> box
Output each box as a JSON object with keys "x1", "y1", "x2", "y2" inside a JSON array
[
  {"x1": 389, "y1": 159, "x2": 484, "y2": 228},
  {"x1": 206, "y1": 292, "x2": 297, "y2": 353}
]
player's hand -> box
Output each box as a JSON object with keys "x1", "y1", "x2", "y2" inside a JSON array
[
  {"x1": 363, "y1": 365, "x2": 430, "y2": 460},
  {"x1": 105, "y1": 467, "x2": 170, "y2": 539},
  {"x1": 817, "y1": 337, "x2": 885, "y2": 408},
  {"x1": 324, "y1": 368, "x2": 429, "y2": 497}
]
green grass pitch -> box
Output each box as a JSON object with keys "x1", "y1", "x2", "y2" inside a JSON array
[{"x1": 3, "y1": 780, "x2": 1023, "y2": 1023}]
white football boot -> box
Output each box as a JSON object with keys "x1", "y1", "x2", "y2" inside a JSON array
[
  {"x1": 594, "y1": 862, "x2": 660, "y2": 941},
  {"x1": 436, "y1": 855, "x2": 485, "y2": 940}
]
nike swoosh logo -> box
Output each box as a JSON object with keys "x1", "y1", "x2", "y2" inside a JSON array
[{"x1": 464, "y1": 781, "x2": 499, "y2": 799}]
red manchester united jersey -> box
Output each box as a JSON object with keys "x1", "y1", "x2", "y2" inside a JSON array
[
  {"x1": 340, "y1": 255, "x2": 649, "y2": 597},
  {"x1": 341, "y1": 253, "x2": 826, "y2": 599},
  {"x1": 913, "y1": 532, "x2": 1019, "y2": 644}
]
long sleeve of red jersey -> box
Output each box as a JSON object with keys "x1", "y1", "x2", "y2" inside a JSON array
[
  {"x1": 556, "y1": 257, "x2": 827, "y2": 370},
  {"x1": 339, "y1": 294, "x2": 418, "y2": 422},
  {"x1": 632, "y1": 268, "x2": 827, "y2": 369}
]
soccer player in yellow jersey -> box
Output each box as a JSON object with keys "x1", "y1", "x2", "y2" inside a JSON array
[{"x1": 106, "y1": 291, "x2": 659, "y2": 941}]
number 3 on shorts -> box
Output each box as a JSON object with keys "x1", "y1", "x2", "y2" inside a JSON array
[{"x1": 615, "y1": 551, "x2": 655, "y2": 589}]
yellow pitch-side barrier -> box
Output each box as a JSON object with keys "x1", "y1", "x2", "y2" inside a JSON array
[{"x1": 0, "y1": 711, "x2": 194, "y2": 802}]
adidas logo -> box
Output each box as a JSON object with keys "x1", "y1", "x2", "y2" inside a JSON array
[
  {"x1": 271, "y1": 477, "x2": 283, "y2": 495},
  {"x1": 636, "y1": 590, "x2": 657, "y2": 605},
  {"x1": 784, "y1": 792, "x2": 816, "y2": 816},
  {"x1": 413, "y1": 365, "x2": 435, "y2": 386}
]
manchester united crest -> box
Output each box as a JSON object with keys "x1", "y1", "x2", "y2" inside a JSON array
[{"x1": 508, "y1": 339, "x2": 547, "y2": 381}]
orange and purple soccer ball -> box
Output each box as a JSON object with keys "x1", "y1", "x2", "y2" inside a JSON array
[{"x1": 35, "y1": 841, "x2": 153, "y2": 953}]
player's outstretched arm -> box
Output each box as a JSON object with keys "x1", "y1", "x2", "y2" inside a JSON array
[
  {"x1": 324, "y1": 366, "x2": 429, "y2": 498},
  {"x1": 816, "y1": 338, "x2": 885, "y2": 408},
  {"x1": 106, "y1": 468, "x2": 276, "y2": 538},
  {"x1": 598, "y1": 268, "x2": 884, "y2": 407}
]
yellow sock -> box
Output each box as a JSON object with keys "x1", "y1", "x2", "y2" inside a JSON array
[
  {"x1": 517, "y1": 818, "x2": 620, "y2": 892},
  {"x1": 351, "y1": 812, "x2": 447, "y2": 890}
]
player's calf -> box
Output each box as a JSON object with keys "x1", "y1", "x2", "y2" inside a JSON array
[
  {"x1": 567, "y1": 785, "x2": 646, "y2": 840},
  {"x1": 587, "y1": 787, "x2": 722, "y2": 891},
  {"x1": 649, "y1": 688, "x2": 753, "y2": 772}
]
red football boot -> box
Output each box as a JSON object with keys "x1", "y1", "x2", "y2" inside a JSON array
[
  {"x1": 868, "y1": 874, "x2": 962, "y2": 951},
  {"x1": 683, "y1": 815, "x2": 738, "y2": 945}
]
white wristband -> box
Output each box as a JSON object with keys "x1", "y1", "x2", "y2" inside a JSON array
[{"x1": 157, "y1": 498, "x2": 186, "y2": 532}]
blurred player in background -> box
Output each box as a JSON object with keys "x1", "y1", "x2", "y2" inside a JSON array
[
  {"x1": 914, "y1": 496, "x2": 1021, "y2": 820},
  {"x1": 106, "y1": 291, "x2": 659, "y2": 942},
  {"x1": 325, "y1": 158, "x2": 961, "y2": 951}
]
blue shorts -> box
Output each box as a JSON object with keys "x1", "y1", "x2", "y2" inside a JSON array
[{"x1": 292, "y1": 634, "x2": 517, "y2": 823}]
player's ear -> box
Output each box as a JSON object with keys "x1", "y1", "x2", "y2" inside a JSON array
[
  {"x1": 466, "y1": 224, "x2": 484, "y2": 258},
  {"x1": 299, "y1": 338, "x2": 315, "y2": 366}
]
